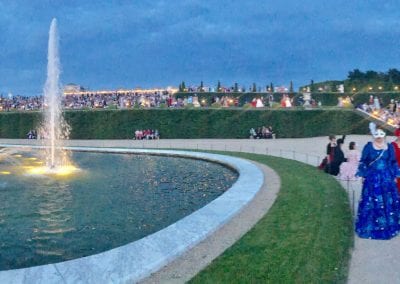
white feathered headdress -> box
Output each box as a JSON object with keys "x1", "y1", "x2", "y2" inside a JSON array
[
  {"x1": 369, "y1": 122, "x2": 376, "y2": 135},
  {"x1": 369, "y1": 122, "x2": 386, "y2": 138}
]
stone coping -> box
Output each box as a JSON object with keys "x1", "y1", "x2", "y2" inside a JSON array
[{"x1": 0, "y1": 145, "x2": 264, "y2": 284}]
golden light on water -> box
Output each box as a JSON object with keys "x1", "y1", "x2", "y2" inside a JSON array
[
  {"x1": 26, "y1": 165, "x2": 79, "y2": 177},
  {"x1": 0, "y1": 154, "x2": 80, "y2": 178},
  {"x1": 53, "y1": 165, "x2": 79, "y2": 176},
  {"x1": 22, "y1": 166, "x2": 34, "y2": 169},
  {"x1": 26, "y1": 167, "x2": 47, "y2": 175}
]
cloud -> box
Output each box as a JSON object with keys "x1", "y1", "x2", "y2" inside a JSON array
[{"x1": 1, "y1": 0, "x2": 400, "y2": 94}]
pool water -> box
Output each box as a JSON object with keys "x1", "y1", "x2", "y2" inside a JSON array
[{"x1": 0, "y1": 151, "x2": 238, "y2": 270}]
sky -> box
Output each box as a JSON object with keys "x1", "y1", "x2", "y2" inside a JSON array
[{"x1": 0, "y1": 0, "x2": 399, "y2": 95}]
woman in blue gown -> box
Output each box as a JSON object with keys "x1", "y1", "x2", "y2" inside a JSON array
[{"x1": 356, "y1": 128, "x2": 400, "y2": 240}]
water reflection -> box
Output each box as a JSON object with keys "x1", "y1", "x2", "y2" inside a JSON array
[
  {"x1": 33, "y1": 182, "x2": 74, "y2": 258},
  {"x1": 0, "y1": 150, "x2": 237, "y2": 270}
]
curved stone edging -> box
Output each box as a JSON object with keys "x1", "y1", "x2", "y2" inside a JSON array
[{"x1": 0, "y1": 146, "x2": 264, "y2": 284}]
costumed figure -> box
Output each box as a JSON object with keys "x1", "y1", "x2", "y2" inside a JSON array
[
  {"x1": 355, "y1": 124, "x2": 400, "y2": 239},
  {"x1": 391, "y1": 128, "x2": 400, "y2": 194},
  {"x1": 319, "y1": 135, "x2": 336, "y2": 172},
  {"x1": 256, "y1": 98, "x2": 264, "y2": 108},
  {"x1": 373, "y1": 96, "x2": 380, "y2": 110},
  {"x1": 337, "y1": 97, "x2": 343, "y2": 107},
  {"x1": 285, "y1": 96, "x2": 292, "y2": 107},
  {"x1": 338, "y1": 141, "x2": 360, "y2": 180},
  {"x1": 329, "y1": 136, "x2": 346, "y2": 176},
  {"x1": 280, "y1": 95, "x2": 286, "y2": 107}
]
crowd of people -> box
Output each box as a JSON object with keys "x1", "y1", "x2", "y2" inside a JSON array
[
  {"x1": 64, "y1": 91, "x2": 174, "y2": 109},
  {"x1": 0, "y1": 91, "x2": 178, "y2": 111},
  {"x1": 133, "y1": 129, "x2": 160, "y2": 140},
  {"x1": 337, "y1": 96, "x2": 353, "y2": 108},
  {"x1": 26, "y1": 129, "x2": 38, "y2": 139},
  {"x1": 210, "y1": 96, "x2": 239, "y2": 107},
  {"x1": 319, "y1": 124, "x2": 400, "y2": 240},
  {"x1": 0, "y1": 92, "x2": 318, "y2": 111},
  {"x1": 0, "y1": 95, "x2": 43, "y2": 111},
  {"x1": 249, "y1": 126, "x2": 275, "y2": 139},
  {"x1": 357, "y1": 95, "x2": 400, "y2": 127}
]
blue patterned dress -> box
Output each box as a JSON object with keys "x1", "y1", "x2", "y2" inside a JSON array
[{"x1": 356, "y1": 142, "x2": 400, "y2": 240}]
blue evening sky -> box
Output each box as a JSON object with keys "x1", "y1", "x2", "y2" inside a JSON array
[{"x1": 0, "y1": 0, "x2": 399, "y2": 95}]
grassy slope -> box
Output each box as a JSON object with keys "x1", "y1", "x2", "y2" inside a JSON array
[{"x1": 190, "y1": 153, "x2": 353, "y2": 283}]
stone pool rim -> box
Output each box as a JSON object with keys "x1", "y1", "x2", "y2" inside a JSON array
[{"x1": 0, "y1": 145, "x2": 264, "y2": 284}]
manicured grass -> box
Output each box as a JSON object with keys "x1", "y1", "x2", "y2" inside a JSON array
[{"x1": 189, "y1": 152, "x2": 353, "y2": 283}]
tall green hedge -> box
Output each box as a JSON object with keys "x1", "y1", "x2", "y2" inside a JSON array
[{"x1": 0, "y1": 109, "x2": 371, "y2": 139}]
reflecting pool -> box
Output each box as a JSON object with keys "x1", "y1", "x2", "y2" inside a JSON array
[{"x1": 0, "y1": 150, "x2": 238, "y2": 270}]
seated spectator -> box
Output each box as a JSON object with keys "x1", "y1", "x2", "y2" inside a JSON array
[
  {"x1": 27, "y1": 130, "x2": 33, "y2": 139},
  {"x1": 256, "y1": 127, "x2": 262, "y2": 138},
  {"x1": 134, "y1": 129, "x2": 160, "y2": 140},
  {"x1": 249, "y1": 126, "x2": 275, "y2": 139},
  {"x1": 249, "y1": 128, "x2": 257, "y2": 139},
  {"x1": 251, "y1": 98, "x2": 257, "y2": 107},
  {"x1": 256, "y1": 98, "x2": 264, "y2": 108},
  {"x1": 268, "y1": 125, "x2": 275, "y2": 139},
  {"x1": 262, "y1": 126, "x2": 272, "y2": 139}
]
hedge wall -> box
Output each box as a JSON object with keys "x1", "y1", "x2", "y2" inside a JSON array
[{"x1": 0, "y1": 109, "x2": 371, "y2": 139}]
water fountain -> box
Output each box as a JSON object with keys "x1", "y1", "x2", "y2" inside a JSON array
[
  {"x1": 44, "y1": 18, "x2": 62, "y2": 168},
  {"x1": 0, "y1": 19, "x2": 263, "y2": 283},
  {"x1": 34, "y1": 18, "x2": 75, "y2": 175}
]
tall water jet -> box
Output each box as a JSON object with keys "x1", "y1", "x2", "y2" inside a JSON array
[{"x1": 42, "y1": 18, "x2": 72, "y2": 171}]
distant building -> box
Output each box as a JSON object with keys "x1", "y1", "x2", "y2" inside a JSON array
[
  {"x1": 63, "y1": 84, "x2": 85, "y2": 94},
  {"x1": 274, "y1": 86, "x2": 289, "y2": 93}
]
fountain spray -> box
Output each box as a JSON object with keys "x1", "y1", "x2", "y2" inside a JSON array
[{"x1": 42, "y1": 18, "x2": 73, "y2": 171}]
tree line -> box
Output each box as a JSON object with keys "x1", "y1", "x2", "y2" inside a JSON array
[{"x1": 347, "y1": 68, "x2": 400, "y2": 83}]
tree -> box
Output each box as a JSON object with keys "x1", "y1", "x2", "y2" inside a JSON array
[
  {"x1": 217, "y1": 80, "x2": 221, "y2": 92},
  {"x1": 388, "y1": 68, "x2": 400, "y2": 84},
  {"x1": 181, "y1": 81, "x2": 186, "y2": 92},
  {"x1": 388, "y1": 75, "x2": 394, "y2": 91},
  {"x1": 289, "y1": 81, "x2": 294, "y2": 93},
  {"x1": 310, "y1": 80, "x2": 314, "y2": 93},
  {"x1": 365, "y1": 70, "x2": 379, "y2": 80},
  {"x1": 269, "y1": 82, "x2": 274, "y2": 93},
  {"x1": 200, "y1": 81, "x2": 204, "y2": 92},
  {"x1": 348, "y1": 69, "x2": 365, "y2": 81},
  {"x1": 234, "y1": 82, "x2": 238, "y2": 92},
  {"x1": 252, "y1": 83, "x2": 257, "y2": 92}
]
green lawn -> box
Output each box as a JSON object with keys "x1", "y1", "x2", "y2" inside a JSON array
[{"x1": 189, "y1": 152, "x2": 353, "y2": 283}]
